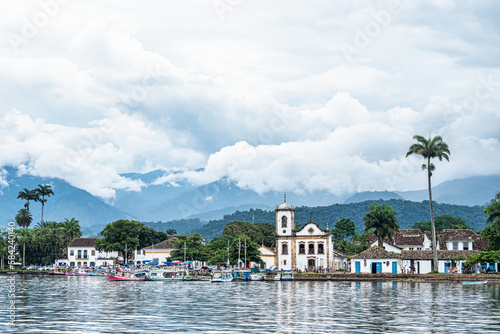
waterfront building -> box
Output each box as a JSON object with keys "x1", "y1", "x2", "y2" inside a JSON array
[
  {"x1": 351, "y1": 247, "x2": 401, "y2": 274},
  {"x1": 274, "y1": 198, "x2": 346, "y2": 271},
  {"x1": 67, "y1": 238, "x2": 118, "y2": 267},
  {"x1": 134, "y1": 236, "x2": 179, "y2": 265},
  {"x1": 257, "y1": 245, "x2": 276, "y2": 269}
]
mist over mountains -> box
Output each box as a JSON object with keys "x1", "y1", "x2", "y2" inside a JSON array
[{"x1": 1, "y1": 167, "x2": 498, "y2": 237}]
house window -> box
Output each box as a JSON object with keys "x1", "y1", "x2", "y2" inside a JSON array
[
  {"x1": 299, "y1": 244, "x2": 305, "y2": 254},
  {"x1": 70, "y1": 250, "x2": 74, "y2": 256},
  {"x1": 91, "y1": 250, "x2": 95, "y2": 256},
  {"x1": 308, "y1": 243, "x2": 315, "y2": 254},
  {"x1": 90, "y1": 262, "x2": 95, "y2": 267},
  {"x1": 77, "y1": 262, "x2": 81, "y2": 266},
  {"x1": 70, "y1": 262, "x2": 75, "y2": 267},
  {"x1": 463, "y1": 242, "x2": 469, "y2": 250},
  {"x1": 83, "y1": 250, "x2": 88, "y2": 258},
  {"x1": 83, "y1": 262, "x2": 87, "y2": 267},
  {"x1": 77, "y1": 250, "x2": 82, "y2": 259},
  {"x1": 283, "y1": 260, "x2": 287, "y2": 266},
  {"x1": 318, "y1": 243, "x2": 324, "y2": 254},
  {"x1": 452, "y1": 242, "x2": 458, "y2": 250},
  {"x1": 282, "y1": 243, "x2": 288, "y2": 255},
  {"x1": 282, "y1": 216, "x2": 287, "y2": 228}
]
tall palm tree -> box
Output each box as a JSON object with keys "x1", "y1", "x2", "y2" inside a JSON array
[
  {"x1": 363, "y1": 203, "x2": 399, "y2": 247},
  {"x1": 62, "y1": 218, "x2": 82, "y2": 245},
  {"x1": 406, "y1": 135, "x2": 450, "y2": 272},
  {"x1": 15, "y1": 208, "x2": 33, "y2": 229},
  {"x1": 36, "y1": 184, "x2": 54, "y2": 223},
  {"x1": 17, "y1": 188, "x2": 39, "y2": 212}
]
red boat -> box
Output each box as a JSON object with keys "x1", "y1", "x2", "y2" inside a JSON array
[{"x1": 107, "y1": 270, "x2": 147, "y2": 281}]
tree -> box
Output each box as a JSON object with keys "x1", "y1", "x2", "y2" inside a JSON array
[
  {"x1": 15, "y1": 208, "x2": 32, "y2": 229},
  {"x1": 484, "y1": 192, "x2": 500, "y2": 230},
  {"x1": 363, "y1": 203, "x2": 399, "y2": 247},
  {"x1": 205, "y1": 235, "x2": 263, "y2": 266},
  {"x1": 331, "y1": 218, "x2": 356, "y2": 241},
  {"x1": 96, "y1": 220, "x2": 150, "y2": 263},
  {"x1": 481, "y1": 224, "x2": 500, "y2": 251},
  {"x1": 62, "y1": 218, "x2": 82, "y2": 244},
  {"x1": 36, "y1": 184, "x2": 54, "y2": 223},
  {"x1": 166, "y1": 228, "x2": 177, "y2": 235},
  {"x1": 17, "y1": 188, "x2": 39, "y2": 212},
  {"x1": 412, "y1": 214, "x2": 471, "y2": 232},
  {"x1": 169, "y1": 234, "x2": 207, "y2": 262},
  {"x1": 406, "y1": 134, "x2": 450, "y2": 272},
  {"x1": 222, "y1": 221, "x2": 275, "y2": 248}
]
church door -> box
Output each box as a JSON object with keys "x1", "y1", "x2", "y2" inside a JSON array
[{"x1": 308, "y1": 259, "x2": 315, "y2": 271}]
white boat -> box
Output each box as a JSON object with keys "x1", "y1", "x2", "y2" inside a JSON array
[
  {"x1": 276, "y1": 270, "x2": 294, "y2": 281},
  {"x1": 249, "y1": 266, "x2": 264, "y2": 281},
  {"x1": 211, "y1": 270, "x2": 233, "y2": 283},
  {"x1": 146, "y1": 268, "x2": 192, "y2": 281},
  {"x1": 463, "y1": 280, "x2": 487, "y2": 285}
]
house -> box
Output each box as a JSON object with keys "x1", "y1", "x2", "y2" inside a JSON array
[
  {"x1": 67, "y1": 238, "x2": 118, "y2": 267},
  {"x1": 366, "y1": 229, "x2": 487, "y2": 274},
  {"x1": 134, "y1": 236, "x2": 179, "y2": 265},
  {"x1": 257, "y1": 245, "x2": 276, "y2": 269},
  {"x1": 351, "y1": 246, "x2": 401, "y2": 274},
  {"x1": 274, "y1": 198, "x2": 345, "y2": 271}
]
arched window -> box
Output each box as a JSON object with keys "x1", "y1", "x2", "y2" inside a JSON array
[
  {"x1": 77, "y1": 250, "x2": 82, "y2": 259},
  {"x1": 70, "y1": 262, "x2": 75, "y2": 267},
  {"x1": 308, "y1": 243, "x2": 315, "y2": 254},
  {"x1": 70, "y1": 250, "x2": 74, "y2": 256},
  {"x1": 83, "y1": 262, "x2": 87, "y2": 267},
  {"x1": 90, "y1": 262, "x2": 95, "y2": 267},
  {"x1": 282, "y1": 243, "x2": 288, "y2": 255},
  {"x1": 83, "y1": 250, "x2": 88, "y2": 258},
  {"x1": 77, "y1": 262, "x2": 81, "y2": 267},
  {"x1": 318, "y1": 243, "x2": 324, "y2": 254},
  {"x1": 299, "y1": 243, "x2": 305, "y2": 254},
  {"x1": 281, "y1": 216, "x2": 287, "y2": 228}
]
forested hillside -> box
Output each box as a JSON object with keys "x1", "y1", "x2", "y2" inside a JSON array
[{"x1": 190, "y1": 200, "x2": 488, "y2": 242}]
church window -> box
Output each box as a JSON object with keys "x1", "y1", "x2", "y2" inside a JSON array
[
  {"x1": 308, "y1": 243, "x2": 315, "y2": 254},
  {"x1": 299, "y1": 244, "x2": 305, "y2": 254},
  {"x1": 282, "y1": 243, "x2": 288, "y2": 255},
  {"x1": 318, "y1": 243, "x2": 324, "y2": 254},
  {"x1": 282, "y1": 216, "x2": 287, "y2": 228}
]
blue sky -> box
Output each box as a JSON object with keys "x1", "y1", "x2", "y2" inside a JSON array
[{"x1": 0, "y1": 0, "x2": 499, "y2": 199}]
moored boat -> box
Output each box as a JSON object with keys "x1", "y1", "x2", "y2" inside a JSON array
[
  {"x1": 233, "y1": 269, "x2": 251, "y2": 281},
  {"x1": 65, "y1": 268, "x2": 89, "y2": 276},
  {"x1": 146, "y1": 268, "x2": 192, "y2": 281},
  {"x1": 249, "y1": 265, "x2": 264, "y2": 281},
  {"x1": 275, "y1": 270, "x2": 294, "y2": 281},
  {"x1": 49, "y1": 268, "x2": 67, "y2": 275},
  {"x1": 211, "y1": 270, "x2": 233, "y2": 283},
  {"x1": 463, "y1": 280, "x2": 487, "y2": 285},
  {"x1": 107, "y1": 270, "x2": 147, "y2": 281}
]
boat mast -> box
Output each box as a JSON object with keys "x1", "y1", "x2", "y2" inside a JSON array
[
  {"x1": 238, "y1": 237, "x2": 241, "y2": 269},
  {"x1": 244, "y1": 238, "x2": 247, "y2": 269}
]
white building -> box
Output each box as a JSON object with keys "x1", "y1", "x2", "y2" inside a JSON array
[
  {"x1": 67, "y1": 238, "x2": 118, "y2": 267},
  {"x1": 275, "y1": 198, "x2": 345, "y2": 271},
  {"x1": 257, "y1": 245, "x2": 276, "y2": 269},
  {"x1": 351, "y1": 246, "x2": 401, "y2": 274},
  {"x1": 134, "y1": 237, "x2": 179, "y2": 265}
]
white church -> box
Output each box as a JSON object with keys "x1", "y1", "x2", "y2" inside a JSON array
[{"x1": 275, "y1": 198, "x2": 345, "y2": 271}]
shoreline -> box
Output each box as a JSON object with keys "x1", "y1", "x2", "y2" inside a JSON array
[{"x1": 3, "y1": 270, "x2": 500, "y2": 283}]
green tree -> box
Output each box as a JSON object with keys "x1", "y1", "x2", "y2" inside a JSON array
[
  {"x1": 484, "y1": 192, "x2": 500, "y2": 230},
  {"x1": 36, "y1": 184, "x2": 54, "y2": 223},
  {"x1": 406, "y1": 134, "x2": 450, "y2": 272},
  {"x1": 481, "y1": 224, "x2": 500, "y2": 251},
  {"x1": 166, "y1": 228, "x2": 177, "y2": 235},
  {"x1": 62, "y1": 218, "x2": 82, "y2": 245},
  {"x1": 363, "y1": 203, "x2": 399, "y2": 247},
  {"x1": 96, "y1": 220, "x2": 150, "y2": 263},
  {"x1": 222, "y1": 221, "x2": 275, "y2": 248},
  {"x1": 412, "y1": 213, "x2": 471, "y2": 232},
  {"x1": 15, "y1": 208, "x2": 32, "y2": 229},
  {"x1": 331, "y1": 218, "x2": 356, "y2": 240},
  {"x1": 205, "y1": 235, "x2": 263, "y2": 266},
  {"x1": 17, "y1": 188, "x2": 39, "y2": 212},
  {"x1": 169, "y1": 234, "x2": 207, "y2": 262}
]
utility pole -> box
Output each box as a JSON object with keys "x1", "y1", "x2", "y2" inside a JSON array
[
  {"x1": 183, "y1": 242, "x2": 187, "y2": 263},
  {"x1": 124, "y1": 244, "x2": 128, "y2": 264},
  {"x1": 244, "y1": 238, "x2": 247, "y2": 269},
  {"x1": 238, "y1": 237, "x2": 241, "y2": 269}
]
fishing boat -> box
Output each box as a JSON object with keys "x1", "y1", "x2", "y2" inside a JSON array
[
  {"x1": 146, "y1": 268, "x2": 193, "y2": 281},
  {"x1": 276, "y1": 270, "x2": 294, "y2": 281},
  {"x1": 463, "y1": 280, "x2": 487, "y2": 285},
  {"x1": 107, "y1": 270, "x2": 147, "y2": 281},
  {"x1": 211, "y1": 270, "x2": 233, "y2": 283},
  {"x1": 249, "y1": 266, "x2": 264, "y2": 281}
]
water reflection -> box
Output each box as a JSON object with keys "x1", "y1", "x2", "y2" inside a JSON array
[{"x1": 1, "y1": 276, "x2": 500, "y2": 333}]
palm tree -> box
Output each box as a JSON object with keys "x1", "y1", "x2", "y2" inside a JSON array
[
  {"x1": 406, "y1": 135, "x2": 450, "y2": 272},
  {"x1": 363, "y1": 203, "x2": 399, "y2": 247},
  {"x1": 17, "y1": 188, "x2": 39, "y2": 212},
  {"x1": 15, "y1": 208, "x2": 33, "y2": 229},
  {"x1": 62, "y1": 218, "x2": 82, "y2": 245},
  {"x1": 36, "y1": 184, "x2": 54, "y2": 223}
]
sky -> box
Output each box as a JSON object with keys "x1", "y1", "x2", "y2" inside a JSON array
[{"x1": 0, "y1": 0, "x2": 499, "y2": 200}]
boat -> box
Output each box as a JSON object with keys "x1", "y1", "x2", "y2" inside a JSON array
[
  {"x1": 463, "y1": 280, "x2": 487, "y2": 285},
  {"x1": 276, "y1": 270, "x2": 294, "y2": 281},
  {"x1": 211, "y1": 270, "x2": 234, "y2": 283},
  {"x1": 233, "y1": 269, "x2": 251, "y2": 281},
  {"x1": 107, "y1": 270, "x2": 147, "y2": 281},
  {"x1": 249, "y1": 266, "x2": 264, "y2": 281},
  {"x1": 48, "y1": 268, "x2": 67, "y2": 275},
  {"x1": 65, "y1": 268, "x2": 89, "y2": 276},
  {"x1": 146, "y1": 268, "x2": 193, "y2": 281}
]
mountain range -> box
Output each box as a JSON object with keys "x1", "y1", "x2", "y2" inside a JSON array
[{"x1": 1, "y1": 167, "x2": 498, "y2": 236}]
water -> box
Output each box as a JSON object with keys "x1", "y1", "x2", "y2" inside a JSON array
[{"x1": 1, "y1": 275, "x2": 500, "y2": 333}]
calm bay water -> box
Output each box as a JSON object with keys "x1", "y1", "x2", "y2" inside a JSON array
[{"x1": 1, "y1": 275, "x2": 500, "y2": 333}]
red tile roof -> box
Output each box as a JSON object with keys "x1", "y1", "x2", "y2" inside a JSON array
[{"x1": 68, "y1": 238, "x2": 98, "y2": 247}]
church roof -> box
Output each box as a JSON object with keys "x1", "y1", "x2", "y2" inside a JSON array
[{"x1": 277, "y1": 201, "x2": 293, "y2": 210}]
